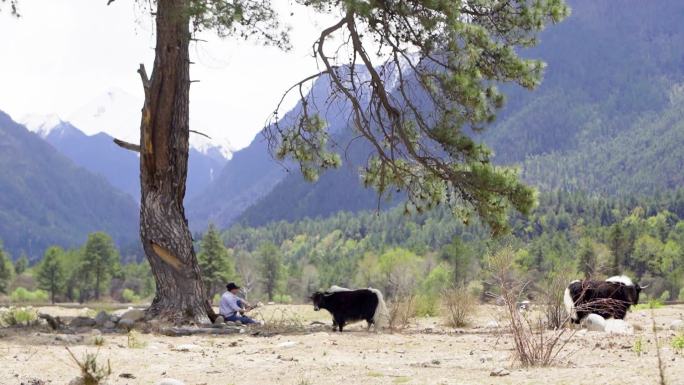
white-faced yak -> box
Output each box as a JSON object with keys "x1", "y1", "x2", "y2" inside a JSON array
[
  {"x1": 564, "y1": 275, "x2": 645, "y2": 324},
  {"x1": 310, "y1": 287, "x2": 388, "y2": 331}
]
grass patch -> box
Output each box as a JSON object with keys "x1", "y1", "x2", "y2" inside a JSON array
[
  {"x1": 127, "y1": 330, "x2": 146, "y2": 349},
  {"x1": 633, "y1": 299, "x2": 664, "y2": 310},
  {"x1": 394, "y1": 376, "x2": 410, "y2": 384},
  {"x1": 367, "y1": 371, "x2": 384, "y2": 378},
  {"x1": 672, "y1": 334, "x2": 684, "y2": 353},
  {"x1": 0, "y1": 306, "x2": 38, "y2": 327}
]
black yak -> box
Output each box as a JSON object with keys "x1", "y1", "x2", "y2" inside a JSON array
[
  {"x1": 310, "y1": 287, "x2": 388, "y2": 331},
  {"x1": 564, "y1": 275, "x2": 645, "y2": 323}
]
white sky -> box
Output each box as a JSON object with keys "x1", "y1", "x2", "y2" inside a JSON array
[{"x1": 0, "y1": 0, "x2": 340, "y2": 150}]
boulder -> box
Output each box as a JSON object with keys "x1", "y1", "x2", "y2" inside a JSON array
[
  {"x1": 103, "y1": 321, "x2": 116, "y2": 329},
  {"x1": 120, "y1": 309, "x2": 145, "y2": 323},
  {"x1": 94, "y1": 311, "x2": 109, "y2": 326},
  {"x1": 213, "y1": 315, "x2": 225, "y2": 325},
  {"x1": 69, "y1": 316, "x2": 96, "y2": 328},
  {"x1": 110, "y1": 315, "x2": 121, "y2": 323},
  {"x1": 118, "y1": 319, "x2": 135, "y2": 331},
  {"x1": 670, "y1": 320, "x2": 684, "y2": 331},
  {"x1": 582, "y1": 314, "x2": 606, "y2": 332}
]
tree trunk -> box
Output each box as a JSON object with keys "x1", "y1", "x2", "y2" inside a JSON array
[{"x1": 139, "y1": 0, "x2": 214, "y2": 324}]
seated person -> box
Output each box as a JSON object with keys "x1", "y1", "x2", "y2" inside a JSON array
[{"x1": 219, "y1": 282, "x2": 260, "y2": 325}]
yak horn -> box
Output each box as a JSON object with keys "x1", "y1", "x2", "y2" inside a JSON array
[{"x1": 639, "y1": 284, "x2": 649, "y2": 289}]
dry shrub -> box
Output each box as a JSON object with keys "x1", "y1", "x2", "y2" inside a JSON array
[
  {"x1": 388, "y1": 294, "x2": 416, "y2": 331},
  {"x1": 66, "y1": 347, "x2": 111, "y2": 385},
  {"x1": 488, "y1": 246, "x2": 574, "y2": 367},
  {"x1": 251, "y1": 306, "x2": 306, "y2": 334},
  {"x1": 442, "y1": 285, "x2": 477, "y2": 327},
  {"x1": 540, "y1": 267, "x2": 574, "y2": 330}
]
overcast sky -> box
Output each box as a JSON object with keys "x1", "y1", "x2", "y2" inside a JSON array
[{"x1": 0, "y1": 0, "x2": 340, "y2": 150}]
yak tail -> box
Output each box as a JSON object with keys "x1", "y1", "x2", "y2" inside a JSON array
[{"x1": 368, "y1": 287, "x2": 389, "y2": 330}]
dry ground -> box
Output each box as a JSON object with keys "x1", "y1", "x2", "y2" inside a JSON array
[{"x1": 1, "y1": 304, "x2": 683, "y2": 385}]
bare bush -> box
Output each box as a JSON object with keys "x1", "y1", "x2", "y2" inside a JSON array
[
  {"x1": 540, "y1": 267, "x2": 574, "y2": 330},
  {"x1": 442, "y1": 285, "x2": 477, "y2": 327},
  {"x1": 488, "y1": 247, "x2": 574, "y2": 367},
  {"x1": 388, "y1": 294, "x2": 416, "y2": 331},
  {"x1": 250, "y1": 306, "x2": 306, "y2": 335}
]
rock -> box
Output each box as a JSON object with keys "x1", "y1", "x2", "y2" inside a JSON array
[
  {"x1": 120, "y1": 309, "x2": 145, "y2": 323},
  {"x1": 94, "y1": 311, "x2": 109, "y2": 326},
  {"x1": 69, "y1": 316, "x2": 96, "y2": 328},
  {"x1": 156, "y1": 379, "x2": 185, "y2": 385},
  {"x1": 605, "y1": 319, "x2": 634, "y2": 335},
  {"x1": 110, "y1": 315, "x2": 121, "y2": 323},
  {"x1": 484, "y1": 320, "x2": 499, "y2": 329},
  {"x1": 278, "y1": 341, "x2": 298, "y2": 348},
  {"x1": 119, "y1": 373, "x2": 136, "y2": 379},
  {"x1": 104, "y1": 321, "x2": 116, "y2": 329},
  {"x1": 118, "y1": 319, "x2": 135, "y2": 331},
  {"x1": 670, "y1": 320, "x2": 684, "y2": 331},
  {"x1": 89, "y1": 329, "x2": 102, "y2": 336},
  {"x1": 213, "y1": 316, "x2": 225, "y2": 325},
  {"x1": 68, "y1": 377, "x2": 85, "y2": 385},
  {"x1": 489, "y1": 368, "x2": 510, "y2": 377},
  {"x1": 582, "y1": 314, "x2": 606, "y2": 332}
]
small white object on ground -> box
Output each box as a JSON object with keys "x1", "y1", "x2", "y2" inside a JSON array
[
  {"x1": 604, "y1": 319, "x2": 634, "y2": 334},
  {"x1": 582, "y1": 314, "x2": 606, "y2": 332},
  {"x1": 670, "y1": 319, "x2": 683, "y2": 331},
  {"x1": 157, "y1": 379, "x2": 185, "y2": 385},
  {"x1": 278, "y1": 341, "x2": 298, "y2": 348}
]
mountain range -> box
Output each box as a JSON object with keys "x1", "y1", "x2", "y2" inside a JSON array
[{"x1": 2, "y1": 0, "x2": 684, "y2": 257}]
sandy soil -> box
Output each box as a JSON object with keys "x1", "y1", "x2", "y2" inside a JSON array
[{"x1": 1, "y1": 304, "x2": 683, "y2": 385}]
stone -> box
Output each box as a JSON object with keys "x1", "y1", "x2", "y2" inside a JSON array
[
  {"x1": 69, "y1": 317, "x2": 96, "y2": 328},
  {"x1": 670, "y1": 320, "x2": 684, "y2": 331},
  {"x1": 110, "y1": 315, "x2": 121, "y2": 323},
  {"x1": 104, "y1": 321, "x2": 116, "y2": 329},
  {"x1": 489, "y1": 368, "x2": 510, "y2": 377},
  {"x1": 68, "y1": 377, "x2": 85, "y2": 385},
  {"x1": 484, "y1": 320, "x2": 499, "y2": 329},
  {"x1": 604, "y1": 319, "x2": 633, "y2": 334},
  {"x1": 582, "y1": 314, "x2": 606, "y2": 332},
  {"x1": 120, "y1": 309, "x2": 145, "y2": 323},
  {"x1": 118, "y1": 319, "x2": 135, "y2": 331},
  {"x1": 213, "y1": 315, "x2": 225, "y2": 325},
  {"x1": 156, "y1": 379, "x2": 185, "y2": 385},
  {"x1": 55, "y1": 334, "x2": 83, "y2": 344},
  {"x1": 94, "y1": 311, "x2": 109, "y2": 326}
]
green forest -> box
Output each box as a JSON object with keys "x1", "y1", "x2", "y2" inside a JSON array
[{"x1": 3, "y1": 188, "x2": 684, "y2": 316}]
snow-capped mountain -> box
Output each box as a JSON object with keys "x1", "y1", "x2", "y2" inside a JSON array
[
  {"x1": 19, "y1": 98, "x2": 231, "y2": 201},
  {"x1": 60, "y1": 87, "x2": 233, "y2": 160}
]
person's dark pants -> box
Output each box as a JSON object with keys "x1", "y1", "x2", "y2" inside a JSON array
[{"x1": 224, "y1": 313, "x2": 257, "y2": 324}]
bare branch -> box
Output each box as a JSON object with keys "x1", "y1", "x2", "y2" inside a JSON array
[
  {"x1": 189, "y1": 130, "x2": 211, "y2": 139},
  {"x1": 113, "y1": 138, "x2": 141, "y2": 153}
]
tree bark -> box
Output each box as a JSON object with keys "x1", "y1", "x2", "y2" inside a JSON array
[{"x1": 138, "y1": 0, "x2": 214, "y2": 324}]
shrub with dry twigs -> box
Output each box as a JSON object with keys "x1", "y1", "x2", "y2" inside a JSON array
[
  {"x1": 487, "y1": 246, "x2": 575, "y2": 367},
  {"x1": 442, "y1": 285, "x2": 477, "y2": 328},
  {"x1": 388, "y1": 294, "x2": 416, "y2": 331}
]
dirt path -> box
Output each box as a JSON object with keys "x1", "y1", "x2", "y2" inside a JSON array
[{"x1": 1, "y1": 305, "x2": 683, "y2": 385}]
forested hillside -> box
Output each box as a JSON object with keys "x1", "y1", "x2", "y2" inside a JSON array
[
  {"x1": 0, "y1": 111, "x2": 138, "y2": 257},
  {"x1": 221, "y1": 189, "x2": 684, "y2": 304}
]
